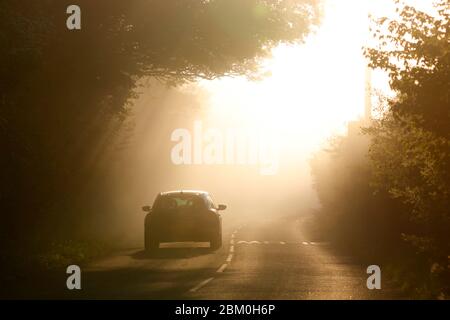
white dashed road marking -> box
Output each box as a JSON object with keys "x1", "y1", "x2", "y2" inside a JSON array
[
  {"x1": 189, "y1": 229, "x2": 238, "y2": 293},
  {"x1": 217, "y1": 263, "x2": 228, "y2": 273},
  {"x1": 189, "y1": 225, "x2": 331, "y2": 293},
  {"x1": 189, "y1": 277, "x2": 215, "y2": 293},
  {"x1": 237, "y1": 240, "x2": 306, "y2": 245},
  {"x1": 237, "y1": 240, "x2": 261, "y2": 244}
]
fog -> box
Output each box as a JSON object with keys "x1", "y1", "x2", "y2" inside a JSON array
[
  {"x1": 95, "y1": 81, "x2": 320, "y2": 246},
  {"x1": 81, "y1": 0, "x2": 390, "y2": 247}
]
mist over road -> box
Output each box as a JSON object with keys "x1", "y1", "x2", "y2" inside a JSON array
[{"x1": 58, "y1": 215, "x2": 399, "y2": 300}]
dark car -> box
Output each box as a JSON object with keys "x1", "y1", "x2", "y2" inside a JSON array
[{"x1": 142, "y1": 190, "x2": 227, "y2": 251}]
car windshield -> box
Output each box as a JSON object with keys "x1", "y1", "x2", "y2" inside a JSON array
[{"x1": 154, "y1": 194, "x2": 204, "y2": 211}]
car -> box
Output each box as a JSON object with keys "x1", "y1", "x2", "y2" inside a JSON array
[{"x1": 142, "y1": 190, "x2": 227, "y2": 251}]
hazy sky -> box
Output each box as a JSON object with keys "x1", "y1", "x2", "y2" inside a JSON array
[
  {"x1": 197, "y1": 0, "x2": 435, "y2": 158},
  {"x1": 112, "y1": 0, "x2": 439, "y2": 238}
]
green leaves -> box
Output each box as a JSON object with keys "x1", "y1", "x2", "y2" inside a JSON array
[
  {"x1": 368, "y1": 112, "x2": 449, "y2": 223},
  {"x1": 364, "y1": 0, "x2": 449, "y2": 136},
  {"x1": 364, "y1": 5, "x2": 449, "y2": 291}
]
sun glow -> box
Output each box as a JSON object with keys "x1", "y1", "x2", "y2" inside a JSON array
[{"x1": 198, "y1": 0, "x2": 435, "y2": 159}]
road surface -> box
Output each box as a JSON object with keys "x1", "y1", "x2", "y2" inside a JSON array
[{"x1": 53, "y1": 215, "x2": 400, "y2": 299}]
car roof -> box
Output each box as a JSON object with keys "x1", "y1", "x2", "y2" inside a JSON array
[{"x1": 159, "y1": 190, "x2": 209, "y2": 196}]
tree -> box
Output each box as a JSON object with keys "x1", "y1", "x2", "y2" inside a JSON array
[
  {"x1": 365, "y1": 0, "x2": 449, "y2": 137},
  {"x1": 364, "y1": 0, "x2": 449, "y2": 296},
  {"x1": 311, "y1": 0, "x2": 449, "y2": 297},
  {"x1": 0, "y1": 0, "x2": 322, "y2": 250}
]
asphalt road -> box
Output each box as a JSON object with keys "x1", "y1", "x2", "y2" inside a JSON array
[{"x1": 58, "y1": 215, "x2": 400, "y2": 299}]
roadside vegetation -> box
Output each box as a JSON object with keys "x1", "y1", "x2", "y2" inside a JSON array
[
  {"x1": 310, "y1": 0, "x2": 449, "y2": 299},
  {"x1": 0, "y1": 0, "x2": 321, "y2": 287}
]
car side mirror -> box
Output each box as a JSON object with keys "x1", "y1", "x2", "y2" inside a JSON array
[
  {"x1": 142, "y1": 205, "x2": 152, "y2": 213},
  {"x1": 217, "y1": 204, "x2": 227, "y2": 211}
]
